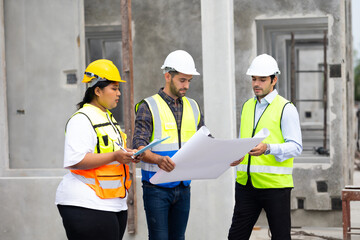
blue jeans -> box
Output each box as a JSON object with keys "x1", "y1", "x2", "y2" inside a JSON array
[{"x1": 142, "y1": 181, "x2": 191, "y2": 240}]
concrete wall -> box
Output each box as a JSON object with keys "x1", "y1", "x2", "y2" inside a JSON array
[
  {"x1": 0, "y1": 0, "x2": 86, "y2": 239},
  {"x1": 131, "y1": 0, "x2": 204, "y2": 109}
]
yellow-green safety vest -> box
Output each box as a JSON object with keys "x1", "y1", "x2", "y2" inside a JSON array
[
  {"x1": 136, "y1": 94, "x2": 200, "y2": 188},
  {"x1": 237, "y1": 95, "x2": 294, "y2": 188}
]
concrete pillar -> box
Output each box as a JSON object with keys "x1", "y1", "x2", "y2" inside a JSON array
[
  {"x1": 201, "y1": 0, "x2": 236, "y2": 139},
  {"x1": 0, "y1": 0, "x2": 9, "y2": 171},
  {"x1": 183, "y1": 1, "x2": 237, "y2": 239}
]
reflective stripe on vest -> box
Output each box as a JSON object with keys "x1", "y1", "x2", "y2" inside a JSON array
[
  {"x1": 236, "y1": 95, "x2": 294, "y2": 189},
  {"x1": 138, "y1": 94, "x2": 200, "y2": 188},
  {"x1": 69, "y1": 104, "x2": 131, "y2": 199},
  {"x1": 236, "y1": 164, "x2": 293, "y2": 175}
]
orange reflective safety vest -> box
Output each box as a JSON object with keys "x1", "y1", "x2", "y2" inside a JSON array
[{"x1": 69, "y1": 104, "x2": 131, "y2": 199}]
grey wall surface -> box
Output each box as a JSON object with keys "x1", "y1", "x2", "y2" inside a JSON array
[
  {"x1": 5, "y1": 0, "x2": 85, "y2": 169},
  {"x1": 131, "y1": 0, "x2": 204, "y2": 109},
  {"x1": 85, "y1": 0, "x2": 122, "y2": 26},
  {"x1": 0, "y1": 178, "x2": 65, "y2": 240}
]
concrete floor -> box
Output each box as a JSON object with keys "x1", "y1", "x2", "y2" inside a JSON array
[{"x1": 249, "y1": 169, "x2": 360, "y2": 240}]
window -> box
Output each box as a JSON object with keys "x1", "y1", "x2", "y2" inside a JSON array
[{"x1": 256, "y1": 17, "x2": 329, "y2": 161}]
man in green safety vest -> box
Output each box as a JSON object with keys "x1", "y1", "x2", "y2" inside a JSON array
[{"x1": 228, "y1": 54, "x2": 303, "y2": 240}]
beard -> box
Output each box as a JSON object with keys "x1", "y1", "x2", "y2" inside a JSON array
[{"x1": 170, "y1": 79, "x2": 187, "y2": 98}]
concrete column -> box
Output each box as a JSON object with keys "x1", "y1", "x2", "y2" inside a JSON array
[
  {"x1": 0, "y1": 0, "x2": 9, "y2": 173},
  {"x1": 201, "y1": 0, "x2": 236, "y2": 139},
  {"x1": 183, "y1": 1, "x2": 236, "y2": 239}
]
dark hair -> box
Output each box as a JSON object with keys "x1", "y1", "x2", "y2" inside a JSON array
[
  {"x1": 77, "y1": 80, "x2": 112, "y2": 109},
  {"x1": 168, "y1": 71, "x2": 179, "y2": 78},
  {"x1": 270, "y1": 75, "x2": 275, "y2": 83}
]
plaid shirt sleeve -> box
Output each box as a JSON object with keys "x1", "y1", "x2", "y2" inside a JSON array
[{"x1": 133, "y1": 101, "x2": 153, "y2": 149}]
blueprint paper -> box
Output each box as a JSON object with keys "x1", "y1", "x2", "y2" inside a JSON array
[{"x1": 150, "y1": 126, "x2": 269, "y2": 184}]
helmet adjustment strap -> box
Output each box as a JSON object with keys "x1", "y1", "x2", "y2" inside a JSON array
[
  {"x1": 162, "y1": 67, "x2": 177, "y2": 74},
  {"x1": 84, "y1": 72, "x2": 108, "y2": 87}
]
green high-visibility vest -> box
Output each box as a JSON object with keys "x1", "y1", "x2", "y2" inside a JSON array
[{"x1": 236, "y1": 94, "x2": 294, "y2": 188}]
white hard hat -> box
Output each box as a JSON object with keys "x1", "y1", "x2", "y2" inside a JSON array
[
  {"x1": 246, "y1": 54, "x2": 281, "y2": 76},
  {"x1": 161, "y1": 50, "x2": 200, "y2": 75}
]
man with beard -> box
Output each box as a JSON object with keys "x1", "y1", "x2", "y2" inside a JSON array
[
  {"x1": 133, "y1": 50, "x2": 204, "y2": 240},
  {"x1": 228, "y1": 54, "x2": 302, "y2": 240}
]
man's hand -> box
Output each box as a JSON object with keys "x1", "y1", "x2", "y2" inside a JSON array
[
  {"x1": 156, "y1": 156, "x2": 176, "y2": 172},
  {"x1": 230, "y1": 157, "x2": 244, "y2": 166},
  {"x1": 128, "y1": 148, "x2": 142, "y2": 163},
  {"x1": 248, "y1": 142, "x2": 267, "y2": 156}
]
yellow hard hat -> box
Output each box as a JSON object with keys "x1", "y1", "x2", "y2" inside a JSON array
[{"x1": 82, "y1": 59, "x2": 125, "y2": 86}]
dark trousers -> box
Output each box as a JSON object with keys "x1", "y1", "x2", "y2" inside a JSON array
[
  {"x1": 142, "y1": 181, "x2": 191, "y2": 240},
  {"x1": 228, "y1": 182, "x2": 292, "y2": 240},
  {"x1": 57, "y1": 205, "x2": 127, "y2": 240}
]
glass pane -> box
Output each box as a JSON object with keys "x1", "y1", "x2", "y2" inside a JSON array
[
  {"x1": 88, "y1": 39, "x2": 103, "y2": 62},
  {"x1": 297, "y1": 48, "x2": 324, "y2": 126}
]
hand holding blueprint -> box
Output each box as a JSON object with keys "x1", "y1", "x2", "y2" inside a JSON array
[{"x1": 150, "y1": 126, "x2": 269, "y2": 184}]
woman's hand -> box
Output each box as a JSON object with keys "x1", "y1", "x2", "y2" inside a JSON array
[{"x1": 114, "y1": 149, "x2": 135, "y2": 164}]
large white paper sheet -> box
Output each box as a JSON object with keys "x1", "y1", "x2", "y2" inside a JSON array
[{"x1": 150, "y1": 126, "x2": 269, "y2": 184}]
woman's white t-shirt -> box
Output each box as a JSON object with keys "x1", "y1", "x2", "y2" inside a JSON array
[{"x1": 55, "y1": 113, "x2": 128, "y2": 212}]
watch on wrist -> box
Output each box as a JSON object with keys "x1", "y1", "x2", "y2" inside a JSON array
[{"x1": 264, "y1": 144, "x2": 271, "y2": 155}]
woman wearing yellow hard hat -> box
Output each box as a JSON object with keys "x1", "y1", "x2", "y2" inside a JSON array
[{"x1": 55, "y1": 59, "x2": 140, "y2": 240}]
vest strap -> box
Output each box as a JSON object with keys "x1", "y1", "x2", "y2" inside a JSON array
[
  {"x1": 188, "y1": 98, "x2": 200, "y2": 130},
  {"x1": 72, "y1": 172, "x2": 96, "y2": 185},
  {"x1": 145, "y1": 96, "x2": 162, "y2": 140}
]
